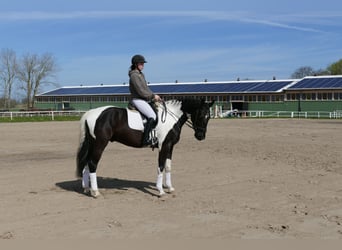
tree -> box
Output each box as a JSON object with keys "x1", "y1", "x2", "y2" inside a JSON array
[
  {"x1": 17, "y1": 53, "x2": 57, "y2": 109},
  {"x1": 327, "y1": 59, "x2": 342, "y2": 75},
  {"x1": 0, "y1": 48, "x2": 17, "y2": 109},
  {"x1": 291, "y1": 66, "x2": 316, "y2": 79},
  {"x1": 313, "y1": 68, "x2": 330, "y2": 76}
]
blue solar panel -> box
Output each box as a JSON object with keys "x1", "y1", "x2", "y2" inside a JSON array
[
  {"x1": 289, "y1": 77, "x2": 342, "y2": 89},
  {"x1": 149, "y1": 81, "x2": 292, "y2": 94},
  {"x1": 40, "y1": 86, "x2": 130, "y2": 96},
  {"x1": 39, "y1": 80, "x2": 294, "y2": 96},
  {"x1": 36, "y1": 75, "x2": 342, "y2": 99}
]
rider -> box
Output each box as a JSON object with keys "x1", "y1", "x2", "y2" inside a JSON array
[{"x1": 128, "y1": 54, "x2": 162, "y2": 146}]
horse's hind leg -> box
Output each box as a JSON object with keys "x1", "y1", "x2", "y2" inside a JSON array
[
  {"x1": 82, "y1": 165, "x2": 90, "y2": 193},
  {"x1": 82, "y1": 160, "x2": 100, "y2": 197},
  {"x1": 85, "y1": 160, "x2": 99, "y2": 197},
  {"x1": 87, "y1": 139, "x2": 108, "y2": 198}
]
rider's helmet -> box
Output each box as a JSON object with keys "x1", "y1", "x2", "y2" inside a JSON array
[{"x1": 131, "y1": 54, "x2": 147, "y2": 65}]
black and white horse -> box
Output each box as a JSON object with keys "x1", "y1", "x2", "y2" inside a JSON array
[{"x1": 76, "y1": 98, "x2": 214, "y2": 197}]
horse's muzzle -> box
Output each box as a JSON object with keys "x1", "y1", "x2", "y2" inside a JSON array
[{"x1": 195, "y1": 132, "x2": 205, "y2": 140}]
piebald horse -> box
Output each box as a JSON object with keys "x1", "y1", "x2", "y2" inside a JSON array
[{"x1": 76, "y1": 98, "x2": 214, "y2": 197}]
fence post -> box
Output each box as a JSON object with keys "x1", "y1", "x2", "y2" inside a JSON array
[{"x1": 51, "y1": 111, "x2": 54, "y2": 121}]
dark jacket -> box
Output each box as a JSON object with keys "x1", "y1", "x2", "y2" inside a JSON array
[{"x1": 129, "y1": 69, "x2": 154, "y2": 101}]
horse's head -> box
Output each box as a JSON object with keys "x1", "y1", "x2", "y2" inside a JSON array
[{"x1": 182, "y1": 99, "x2": 215, "y2": 140}]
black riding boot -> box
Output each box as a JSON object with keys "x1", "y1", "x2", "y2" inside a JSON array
[{"x1": 142, "y1": 118, "x2": 156, "y2": 146}]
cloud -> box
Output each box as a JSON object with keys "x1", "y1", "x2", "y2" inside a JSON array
[{"x1": 0, "y1": 10, "x2": 332, "y2": 33}]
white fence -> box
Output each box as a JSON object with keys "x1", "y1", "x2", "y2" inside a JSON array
[
  {"x1": 1, "y1": 109, "x2": 342, "y2": 121},
  {"x1": 0, "y1": 110, "x2": 86, "y2": 121},
  {"x1": 217, "y1": 108, "x2": 342, "y2": 119},
  {"x1": 246, "y1": 110, "x2": 342, "y2": 119}
]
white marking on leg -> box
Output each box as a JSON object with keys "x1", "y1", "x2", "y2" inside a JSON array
[
  {"x1": 82, "y1": 166, "x2": 90, "y2": 193},
  {"x1": 165, "y1": 159, "x2": 175, "y2": 192},
  {"x1": 156, "y1": 169, "x2": 165, "y2": 196},
  {"x1": 89, "y1": 172, "x2": 100, "y2": 198},
  {"x1": 165, "y1": 172, "x2": 175, "y2": 193}
]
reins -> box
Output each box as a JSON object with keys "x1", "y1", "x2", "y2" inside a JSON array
[
  {"x1": 160, "y1": 100, "x2": 167, "y2": 123},
  {"x1": 159, "y1": 100, "x2": 194, "y2": 129}
]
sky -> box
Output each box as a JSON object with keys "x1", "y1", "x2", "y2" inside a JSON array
[{"x1": 1, "y1": 0, "x2": 342, "y2": 92}]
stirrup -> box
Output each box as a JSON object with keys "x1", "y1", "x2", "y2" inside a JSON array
[
  {"x1": 145, "y1": 130, "x2": 158, "y2": 148},
  {"x1": 151, "y1": 136, "x2": 158, "y2": 146}
]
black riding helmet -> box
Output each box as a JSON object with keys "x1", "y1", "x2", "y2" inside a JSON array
[{"x1": 131, "y1": 54, "x2": 147, "y2": 65}]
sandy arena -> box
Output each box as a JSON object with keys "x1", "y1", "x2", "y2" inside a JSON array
[{"x1": 0, "y1": 119, "x2": 341, "y2": 239}]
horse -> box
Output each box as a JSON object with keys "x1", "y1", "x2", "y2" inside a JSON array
[{"x1": 76, "y1": 98, "x2": 215, "y2": 197}]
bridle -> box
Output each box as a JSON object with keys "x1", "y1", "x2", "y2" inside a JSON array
[{"x1": 159, "y1": 100, "x2": 206, "y2": 131}]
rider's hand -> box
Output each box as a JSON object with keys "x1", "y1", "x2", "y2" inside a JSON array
[{"x1": 154, "y1": 94, "x2": 162, "y2": 102}]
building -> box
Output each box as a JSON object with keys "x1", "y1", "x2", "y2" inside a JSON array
[{"x1": 35, "y1": 75, "x2": 342, "y2": 113}]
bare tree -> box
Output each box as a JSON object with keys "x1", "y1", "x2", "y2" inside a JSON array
[
  {"x1": 0, "y1": 48, "x2": 17, "y2": 109},
  {"x1": 291, "y1": 66, "x2": 316, "y2": 79},
  {"x1": 17, "y1": 53, "x2": 57, "y2": 109}
]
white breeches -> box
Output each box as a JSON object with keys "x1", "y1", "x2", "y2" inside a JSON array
[{"x1": 132, "y1": 99, "x2": 156, "y2": 120}]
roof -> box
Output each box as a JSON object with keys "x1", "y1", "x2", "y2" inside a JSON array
[
  {"x1": 37, "y1": 80, "x2": 295, "y2": 96},
  {"x1": 288, "y1": 75, "x2": 342, "y2": 90},
  {"x1": 37, "y1": 75, "x2": 342, "y2": 97}
]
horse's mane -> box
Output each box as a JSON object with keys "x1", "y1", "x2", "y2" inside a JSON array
[
  {"x1": 163, "y1": 98, "x2": 203, "y2": 113},
  {"x1": 178, "y1": 98, "x2": 204, "y2": 113}
]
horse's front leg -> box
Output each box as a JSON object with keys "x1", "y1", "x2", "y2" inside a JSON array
[
  {"x1": 156, "y1": 167, "x2": 165, "y2": 196},
  {"x1": 157, "y1": 143, "x2": 175, "y2": 196},
  {"x1": 156, "y1": 158, "x2": 175, "y2": 196},
  {"x1": 164, "y1": 159, "x2": 175, "y2": 193}
]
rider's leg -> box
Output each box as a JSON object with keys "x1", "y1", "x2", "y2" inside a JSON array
[
  {"x1": 131, "y1": 99, "x2": 157, "y2": 145},
  {"x1": 131, "y1": 99, "x2": 156, "y2": 120},
  {"x1": 142, "y1": 118, "x2": 156, "y2": 145}
]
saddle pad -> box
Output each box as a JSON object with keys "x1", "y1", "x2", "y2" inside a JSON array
[{"x1": 126, "y1": 108, "x2": 144, "y2": 131}]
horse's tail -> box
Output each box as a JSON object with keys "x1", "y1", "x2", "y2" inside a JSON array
[{"x1": 76, "y1": 119, "x2": 91, "y2": 178}]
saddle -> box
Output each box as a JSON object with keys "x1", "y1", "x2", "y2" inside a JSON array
[
  {"x1": 127, "y1": 101, "x2": 159, "y2": 147},
  {"x1": 128, "y1": 101, "x2": 158, "y2": 122},
  {"x1": 128, "y1": 101, "x2": 158, "y2": 117}
]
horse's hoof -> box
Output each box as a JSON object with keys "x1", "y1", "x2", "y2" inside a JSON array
[
  {"x1": 167, "y1": 187, "x2": 175, "y2": 193},
  {"x1": 90, "y1": 189, "x2": 101, "y2": 198},
  {"x1": 158, "y1": 190, "x2": 166, "y2": 197},
  {"x1": 83, "y1": 188, "x2": 90, "y2": 194}
]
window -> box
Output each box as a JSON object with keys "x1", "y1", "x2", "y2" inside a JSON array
[{"x1": 272, "y1": 95, "x2": 282, "y2": 102}]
